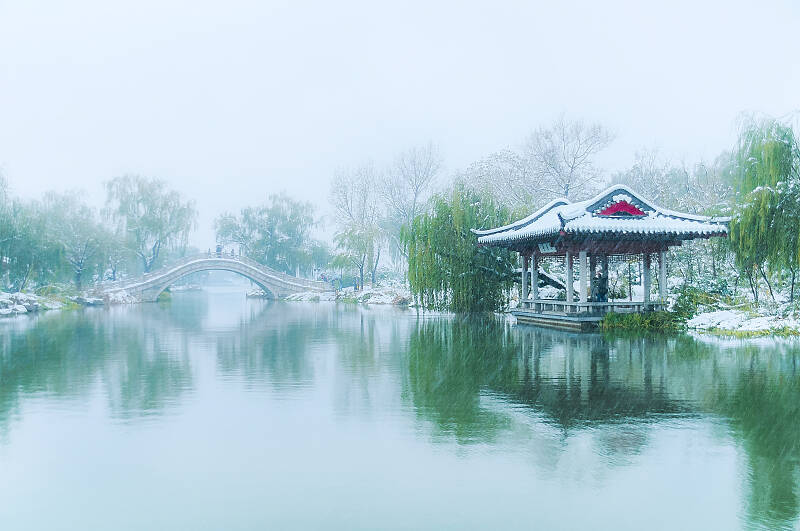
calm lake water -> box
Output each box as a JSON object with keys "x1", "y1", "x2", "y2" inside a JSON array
[{"x1": 1, "y1": 287, "x2": 799, "y2": 530}]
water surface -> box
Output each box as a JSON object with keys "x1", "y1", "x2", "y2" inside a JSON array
[{"x1": 1, "y1": 288, "x2": 798, "y2": 530}]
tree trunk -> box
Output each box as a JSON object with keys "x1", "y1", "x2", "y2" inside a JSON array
[
  {"x1": 18, "y1": 263, "x2": 33, "y2": 292},
  {"x1": 746, "y1": 268, "x2": 758, "y2": 305},
  {"x1": 791, "y1": 267, "x2": 797, "y2": 302},
  {"x1": 371, "y1": 247, "x2": 381, "y2": 286},
  {"x1": 757, "y1": 263, "x2": 776, "y2": 302}
]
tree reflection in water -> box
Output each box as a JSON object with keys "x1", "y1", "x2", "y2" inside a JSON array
[
  {"x1": 405, "y1": 317, "x2": 800, "y2": 530},
  {"x1": 0, "y1": 307, "x2": 194, "y2": 432},
  {"x1": 1, "y1": 301, "x2": 799, "y2": 529}
]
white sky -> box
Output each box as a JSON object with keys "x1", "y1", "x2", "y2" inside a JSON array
[{"x1": 1, "y1": 0, "x2": 799, "y2": 245}]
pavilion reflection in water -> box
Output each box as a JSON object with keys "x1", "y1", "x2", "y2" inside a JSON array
[{"x1": 406, "y1": 318, "x2": 800, "y2": 529}]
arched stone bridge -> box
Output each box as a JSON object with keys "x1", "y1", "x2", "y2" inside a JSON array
[{"x1": 101, "y1": 254, "x2": 332, "y2": 302}]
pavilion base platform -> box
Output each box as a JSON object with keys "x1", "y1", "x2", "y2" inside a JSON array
[
  {"x1": 512, "y1": 310, "x2": 602, "y2": 332},
  {"x1": 512, "y1": 300, "x2": 666, "y2": 332}
]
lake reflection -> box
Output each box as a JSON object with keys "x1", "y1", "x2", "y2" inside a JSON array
[{"x1": 0, "y1": 289, "x2": 798, "y2": 530}]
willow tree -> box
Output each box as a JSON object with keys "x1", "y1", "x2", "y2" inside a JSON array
[
  {"x1": 404, "y1": 183, "x2": 515, "y2": 313},
  {"x1": 729, "y1": 117, "x2": 800, "y2": 302},
  {"x1": 43, "y1": 191, "x2": 106, "y2": 289},
  {"x1": 215, "y1": 193, "x2": 322, "y2": 276},
  {"x1": 105, "y1": 175, "x2": 197, "y2": 273}
]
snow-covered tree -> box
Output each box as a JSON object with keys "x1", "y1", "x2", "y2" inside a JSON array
[
  {"x1": 730, "y1": 116, "x2": 800, "y2": 302},
  {"x1": 330, "y1": 163, "x2": 384, "y2": 287}
]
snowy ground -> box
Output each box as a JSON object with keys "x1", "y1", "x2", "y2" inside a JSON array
[
  {"x1": 253, "y1": 281, "x2": 414, "y2": 306},
  {"x1": 0, "y1": 288, "x2": 143, "y2": 317},
  {"x1": 103, "y1": 290, "x2": 137, "y2": 304},
  {"x1": 0, "y1": 292, "x2": 63, "y2": 316},
  {"x1": 687, "y1": 309, "x2": 800, "y2": 334}
]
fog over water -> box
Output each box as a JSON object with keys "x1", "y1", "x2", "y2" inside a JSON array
[{"x1": 1, "y1": 0, "x2": 799, "y2": 244}]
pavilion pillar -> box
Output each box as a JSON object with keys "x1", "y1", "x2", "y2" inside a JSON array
[
  {"x1": 643, "y1": 253, "x2": 652, "y2": 307},
  {"x1": 579, "y1": 250, "x2": 588, "y2": 304},
  {"x1": 531, "y1": 253, "x2": 539, "y2": 301},
  {"x1": 565, "y1": 251, "x2": 574, "y2": 304},
  {"x1": 589, "y1": 255, "x2": 597, "y2": 301},
  {"x1": 601, "y1": 254, "x2": 609, "y2": 308},
  {"x1": 659, "y1": 250, "x2": 667, "y2": 303},
  {"x1": 521, "y1": 254, "x2": 529, "y2": 305}
]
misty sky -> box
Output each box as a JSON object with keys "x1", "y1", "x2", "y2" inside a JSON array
[{"x1": 1, "y1": 0, "x2": 798, "y2": 245}]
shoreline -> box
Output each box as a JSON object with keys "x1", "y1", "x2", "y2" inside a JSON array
[{"x1": 7, "y1": 286, "x2": 799, "y2": 340}]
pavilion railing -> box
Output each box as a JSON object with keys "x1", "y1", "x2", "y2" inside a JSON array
[{"x1": 517, "y1": 299, "x2": 665, "y2": 315}]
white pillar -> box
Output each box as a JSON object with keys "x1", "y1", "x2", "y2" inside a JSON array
[
  {"x1": 643, "y1": 253, "x2": 651, "y2": 305},
  {"x1": 521, "y1": 254, "x2": 529, "y2": 303},
  {"x1": 531, "y1": 254, "x2": 539, "y2": 301},
  {"x1": 579, "y1": 250, "x2": 588, "y2": 303},
  {"x1": 565, "y1": 251, "x2": 574, "y2": 304},
  {"x1": 659, "y1": 250, "x2": 667, "y2": 303}
]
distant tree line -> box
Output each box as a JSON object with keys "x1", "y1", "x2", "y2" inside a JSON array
[
  {"x1": 4, "y1": 112, "x2": 798, "y2": 314},
  {"x1": 0, "y1": 174, "x2": 196, "y2": 292}
]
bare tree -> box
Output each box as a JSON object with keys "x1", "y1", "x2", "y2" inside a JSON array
[
  {"x1": 613, "y1": 149, "x2": 734, "y2": 213},
  {"x1": 456, "y1": 117, "x2": 612, "y2": 212},
  {"x1": 611, "y1": 148, "x2": 672, "y2": 205},
  {"x1": 523, "y1": 115, "x2": 614, "y2": 200},
  {"x1": 379, "y1": 143, "x2": 442, "y2": 264},
  {"x1": 381, "y1": 143, "x2": 442, "y2": 225},
  {"x1": 460, "y1": 149, "x2": 546, "y2": 211},
  {"x1": 330, "y1": 163, "x2": 384, "y2": 287}
]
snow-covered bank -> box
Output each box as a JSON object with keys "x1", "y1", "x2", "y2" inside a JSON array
[
  {"x1": 0, "y1": 288, "x2": 142, "y2": 317},
  {"x1": 688, "y1": 309, "x2": 800, "y2": 335},
  {"x1": 103, "y1": 290, "x2": 138, "y2": 304},
  {"x1": 0, "y1": 292, "x2": 63, "y2": 316},
  {"x1": 249, "y1": 282, "x2": 413, "y2": 306}
]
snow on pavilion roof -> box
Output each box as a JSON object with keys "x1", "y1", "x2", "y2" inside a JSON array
[{"x1": 473, "y1": 185, "x2": 729, "y2": 246}]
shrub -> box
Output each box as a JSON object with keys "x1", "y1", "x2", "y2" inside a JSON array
[
  {"x1": 600, "y1": 311, "x2": 684, "y2": 332},
  {"x1": 672, "y1": 285, "x2": 720, "y2": 321}
]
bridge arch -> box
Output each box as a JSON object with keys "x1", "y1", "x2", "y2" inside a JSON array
[
  {"x1": 102, "y1": 255, "x2": 330, "y2": 303},
  {"x1": 151, "y1": 265, "x2": 277, "y2": 300}
]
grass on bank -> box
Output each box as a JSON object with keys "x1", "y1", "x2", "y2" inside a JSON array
[
  {"x1": 599, "y1": 311, "x2": 685, "y2": 332},
  {"x1": 704, "y1": 326, "x2": 800, "y2": 338}
]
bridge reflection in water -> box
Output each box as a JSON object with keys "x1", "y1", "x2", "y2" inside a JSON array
[{"x1": 0, "y1": 300, "x2": 798, "y2": 529}]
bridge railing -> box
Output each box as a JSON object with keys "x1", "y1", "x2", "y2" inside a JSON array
[{"x1": 97, "y1": 253, "x2": 330, "y2": 292}]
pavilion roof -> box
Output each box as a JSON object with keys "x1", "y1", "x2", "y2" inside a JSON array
[{"x1": 473, "y1": 185, "x2": 729, "y2": 247}]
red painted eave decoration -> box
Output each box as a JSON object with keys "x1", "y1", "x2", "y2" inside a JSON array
[{"x1": 598, "y1": 201, "x2": 645, "y2": 216}]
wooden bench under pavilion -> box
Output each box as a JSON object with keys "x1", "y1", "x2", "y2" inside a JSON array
[{"x1": 473, "y1": 185, "x2": 729, "y2": 331}]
